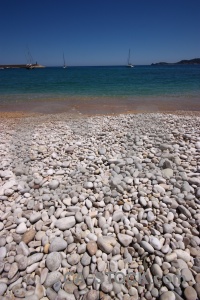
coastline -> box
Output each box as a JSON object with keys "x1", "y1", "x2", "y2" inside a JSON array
[{"x1": 0, "y1": 95, "x2": 200, "y2": 118}]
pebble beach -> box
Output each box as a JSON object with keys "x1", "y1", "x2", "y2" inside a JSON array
[{"x1": 0, "y1": 111, "x2": 200, "y2": 300}]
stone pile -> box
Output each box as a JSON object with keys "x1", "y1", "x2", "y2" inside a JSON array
[{"x1": 0, "y1": 112, "x2": 200, "y2": 300}]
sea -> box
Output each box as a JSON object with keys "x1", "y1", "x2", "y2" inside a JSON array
[{"x1": 0, "y1": 65, "x2": 200, "y2": 113}]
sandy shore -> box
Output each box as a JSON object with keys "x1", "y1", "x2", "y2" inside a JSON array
[{"x1": 0, "y1": 95, "x2": 200, "y2": 118}]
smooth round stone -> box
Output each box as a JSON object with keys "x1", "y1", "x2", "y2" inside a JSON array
[
  {"x1": 22, "y1": 228, "x2": 36, "y2": 244},
  {"x1": 160, "y1": 291, "x2": 176, "y2": 300},
  {"x1": 81, "y1": 252, "x2": 91, "y2": 266},
  {"x1": 151, "y1": 264, "x2": 163, "y2": 278},
  {"x1": 84, "y1": 182, "x2": 93, "y2": 189},
  {"x1": 42, "y1": 194, "x2": 51, "y2": 201},
  {"x1": 184, "y1": 286, "x2": 197, "y2": 300},
  {"x1": 85, "y1": 290, "x2": 99, "y2": 300},
  {"x1": 129, "y1": 287, "x2": 138, "y2": 299},
  {"x1": 163, "y1": 223, "x2": 173, "y2": 233},
  {"x1": 49, "y1": 180, "x2": 59, "y2": 189},
  {"x1": 149, "y1": 236, "x2": 161, "y2": 250},
  {"x1": 0, "y1": 283, "x2": 7, "y2": 296},
  {"x1": 140, "y1": 241, "x2": 154, "y2": 253},
  {"x1": 86, "y1": 241, "x2": 97, "y2": 256},
  {"x1": 0, "y1": 222, "x2": 4, "y2": 231},
  {"x1": 117, "y1": 233, "x2": 133, "y2": 247},
  {"x1": 67, "y1": 253, "x2": 80, "y2": 265},
  {"x1": 44, "y1": 271, "x2": 62, "y2": 287},
  {"x1": 139, "y1": 197, "x2": 147, "y2": 206},
  {"x1": 16, "y1": 222, "x2": 27, "y2": 234},
  {"x1": 46, "y1": 252, "x2": 62, "y2": 271},
  {"x1": 101, "y1": 281, "x2": 113, "y2": 293},
  {"x1": 49, "y1": 237, "x2": 67, "y2": 252},
  {"x1": 55, "y1": 216, "x2": 76, "y2": 230},
  {"x1": 147, "y1": 211, "x2": 155, "y2": 222},
  {"x1": 75, "y1": 211, "x2": 83, "y2": 223},
  {"x1": 85, "y1": 199, "x2": 92, "y2": 209}
]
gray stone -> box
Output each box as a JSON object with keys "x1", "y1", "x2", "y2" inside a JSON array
[
  {"x1": 117, "y1": 233, "x2": 133, "y2": 247},
  {"x1": 151, "y1": 264, "x2": 163, "y2": 278},
  {"x1": 49, "y1": 237, "x2": 67, "y2": 252},
  {"x1": 0, "y1": 283, "x2": 7, "y2": 296},
  {"x1": 81, "y1": 252, "x2": 91, "y2": 266},
  {"x1": 49, "y1": 180, "x2": 60, "y2": 189},
  {"x1": 55, "y1": 216, "x2": 76, "y2": 230},
  {"x1": 44, "y1": 271, "x2": 62, "y2": 287},
  {"x1": 97, "y1": 236, "x2": 117, "y2": 254},
  {"x1": 68, "y1": 253, "x2": 80, "y2": 265},
  {"x1": 46, "y1": 252, "x2": 62, "y2": 271},
  {"x1": 27, "y1": 253, "x2": 43, "y2": 266},
  {"x1": 160, "y1": 291, "x2": 176, "y2": 300},
  {"x1": 140, "y1": 241, "x2": 154, "y2": 253}
]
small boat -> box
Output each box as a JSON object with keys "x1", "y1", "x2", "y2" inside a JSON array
[
  {"x1": 63, "y1": 53, "x2": 67, "y2": 68},
  {"x1": 127, "y1": 49, "x2": 134, "y2": 68}
]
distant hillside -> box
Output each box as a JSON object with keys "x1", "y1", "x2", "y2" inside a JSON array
[{"x1": 151, "y1": 58, "x2": 200, "y2": 66}]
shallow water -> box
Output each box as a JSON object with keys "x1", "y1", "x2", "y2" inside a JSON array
[{"x1": 0, "y1": 65, "x2": 200, "y2": 114}]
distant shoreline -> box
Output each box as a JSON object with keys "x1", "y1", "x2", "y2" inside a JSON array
[
  {"x1": 0, "y1": 64, "x2": 45, "y2": 69},
  {"x1": 151, "y1": 58, "x2": 200, "y2": 66}
]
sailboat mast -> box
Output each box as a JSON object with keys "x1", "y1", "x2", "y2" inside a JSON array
[
  {"x1": 63, "y1": 53, "x2": 66, "y2": 67},
  {"x1": 128, "y1": 49, "x2": 131, "y2": 65}
]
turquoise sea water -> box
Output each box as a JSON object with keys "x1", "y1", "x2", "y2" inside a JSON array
[{"x1": 0, "y1": 65, "x2": 200, "y2": 103}]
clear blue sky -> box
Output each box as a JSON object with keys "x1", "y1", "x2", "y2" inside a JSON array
[{"x1": 0, "y1": 0, "x2": 200, "y2": 66}]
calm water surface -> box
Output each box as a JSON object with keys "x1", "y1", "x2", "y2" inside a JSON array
[{"x1": 0, "y1": 65, "x2": 200, "y2": 104}]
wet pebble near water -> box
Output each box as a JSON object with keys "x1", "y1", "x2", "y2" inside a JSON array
[{"x1": 0, "y1": 112, "x2": 200, "y2": 299}]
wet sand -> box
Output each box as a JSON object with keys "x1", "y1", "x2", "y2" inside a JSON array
[{"x1": 0, "y1": 95, "x2": 200, "y2": 118}]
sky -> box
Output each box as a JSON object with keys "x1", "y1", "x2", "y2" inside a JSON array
[{"x1": 0, "y1": 0, "x2": 200, "y2": 66}]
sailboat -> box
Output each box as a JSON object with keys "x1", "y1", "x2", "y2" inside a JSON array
[
  {"x1": 127, "y1": 49, "x2": 134, "y2": 68},
  {"x1": 63, "y1": 53, "x2": 67, "y2": 69}
]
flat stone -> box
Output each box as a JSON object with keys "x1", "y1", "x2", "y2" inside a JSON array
[
  {"x1": 29, "y1": 212, "x2": 41, "y2": 224},
  {"x1": 49, "y1": 237, "x2": 67, "y2": 252},
  {"x1": 181, "y1": 268, "x2": 195, "y2": 282},
  {"x1": 174, "y1": 249, "x2": 191, "y2": 262},
  {"x1": 0, "y1": 283, "x2": 7, "y2": 296},
  {"x1": 27, "y1": 253, "x2": 43, "y2": 266},
  {"x1": 162, "y1": 168, "x2": 173, "y2": 178},
  {"x1": 149, "y1": 236, "x2": 162, "y2": 250},
  {"x1": 178, "y1": 205, "x2": 191, "y2": 218},
  {"x1": 117, "y1": 233, "x2": 133, "y2": 247},
  {"x1": 22, "y1": 228, "x2": 36, "y2": 244},
  {"x1": 8, "y1": 262, "x2": 18, "y2": 279},
  {"x1": 55, "y1": 216, "x2": 76, "y2": 230},
  {"x1": 0, "y1": 247, "x2": 7, "y2": 259},
  {"x1": 140, "y1": 241, "x2": 154, "y2": 253}
]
